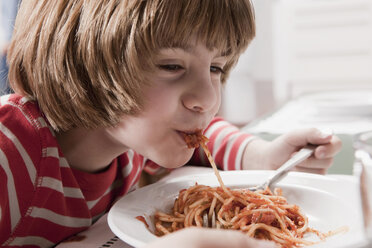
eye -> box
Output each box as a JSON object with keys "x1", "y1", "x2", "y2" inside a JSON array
[
  {"x1": 210, "y1": 66, "x2": 225, "y2": 74},
  {"x1": 158, "y1": 64, "x2": 184, "y2": 71}
]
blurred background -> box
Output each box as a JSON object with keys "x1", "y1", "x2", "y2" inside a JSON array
[
  {"x1": 221, "y1": 0, "x2": 372, "y2": 125},
  {"x1": 0, "y1": 0, "x2": 19, "y2": 95},
  {"x1": 1, "y1": 0, "x2": 372, "y2": 174},
  {"x1": 220, "y1": 0, "x2": 372, "y2": 174}
]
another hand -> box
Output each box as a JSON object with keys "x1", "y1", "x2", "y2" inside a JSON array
[
  {"x1": 243, "y1": 128, "x2": 342, "y2": 174},
  {"x1": 142, "y1": 227, "x2": 277, "y2": 248}
]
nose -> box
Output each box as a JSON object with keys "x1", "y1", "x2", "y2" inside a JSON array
[{"x1": 182, "y1": 72, "x2": 219, "y2": 113}]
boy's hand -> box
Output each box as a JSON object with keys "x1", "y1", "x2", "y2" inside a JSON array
[
  {"x1": 243, "y1": 128, "x2": 342, "y2": 174},
  {"x1": 143, "y1": 227, "x2": 277, "y2": 248}
]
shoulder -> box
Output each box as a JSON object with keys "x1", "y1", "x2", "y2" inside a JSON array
[
  {"x1": 0, "y1": 93, "x2": 47, "y2": 141},
  {"x1": 0, "y1": 94, "x2": 47, "y2": 129},
  {"x1": 0, "y1": 94, "x2": 48, "y2": 175}
]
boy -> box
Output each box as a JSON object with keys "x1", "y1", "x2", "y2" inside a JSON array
[{"x1": 0, "y1": 0, "x2": 341, "y2": 247}]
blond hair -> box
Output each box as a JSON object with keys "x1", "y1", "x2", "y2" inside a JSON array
[{"x1": 8, "y1": 0, "x2": 255, "y2": 131}]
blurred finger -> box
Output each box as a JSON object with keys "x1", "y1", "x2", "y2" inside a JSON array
[
  {"x1": 293, "y1": 166, "x2": 328, "y2": 175},
  {"x1": 314, "y1": 137, "x2": 342, "y2": 159},
  {"x1": 300, "y1": 157, "x2": 333, "y2": 168},
  {"x1": 307, "y1": 128, "x2": 334, "y2": 145},
  {"x1": 147, "y1": 228, "x2": 279, "y2": 248},
  {"x1": 204, "y1": 229, "x2": 278, "y2": 248},
  {"x1": 281, "y1": 128, "x2": 333, "y2": 148}
]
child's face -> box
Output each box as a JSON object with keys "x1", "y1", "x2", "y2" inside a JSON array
[{"x1": 107, "y1": 41, "x2": 227, "y2": 168}]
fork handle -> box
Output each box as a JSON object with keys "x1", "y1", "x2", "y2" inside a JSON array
[{"x1": 265, "y1": 145, "x2": 316, "y2": 188}]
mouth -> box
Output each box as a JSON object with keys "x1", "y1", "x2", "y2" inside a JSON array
[{"x1": 177, "y1": 129, "x2": 209, "y2": 149}]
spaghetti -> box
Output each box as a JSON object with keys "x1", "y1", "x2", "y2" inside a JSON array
[
  {"x1": 182, "y1": 130, "x2": 209, "y2": 149},
  {"x1": 152, "y1": 132, "x2": 346, "y2": 247}
]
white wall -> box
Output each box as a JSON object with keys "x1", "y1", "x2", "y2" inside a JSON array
[
  {"x1": 220, "y1": 0, "x2": 372, "y2": 126},
  {"x1": 220, "y1": 0, "x2": 275, "y2": 125},
  {"x1": 273, "y1": 0, "x2": 372, "y2": 104}
]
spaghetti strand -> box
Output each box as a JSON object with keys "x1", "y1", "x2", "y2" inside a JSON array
[{"x1": 150, "y1": 132, "x2": 347, "y2": 247}]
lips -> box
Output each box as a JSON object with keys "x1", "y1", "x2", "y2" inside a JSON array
[
  {"x1": 176, "y1": 130, "x2": 199, "y2": 148},
  {"x1": 180, "y1": 129, "x2": 202, "y2": 135},
  {"x1": 178, "y1": 130, "x2": 209, "y2": 149}
]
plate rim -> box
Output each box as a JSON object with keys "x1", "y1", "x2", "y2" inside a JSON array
[{"x1": 108, "y1": 170, "x2": 365, "y2": 247}]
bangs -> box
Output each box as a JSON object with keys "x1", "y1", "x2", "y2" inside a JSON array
[
  {"x1": 141, "y1": 0, "x2": 255, "y2": 66},
  {"x1": 7, "y1": 0, "x2": 255, "y2": 131}
]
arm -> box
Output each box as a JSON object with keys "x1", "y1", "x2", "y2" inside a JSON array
[
  {"x1": 188, "y1": 117, "x2": 255, "y2": 171},
  {"x1": 242, "y1": 128, "x2": 342, "y2": 174}
]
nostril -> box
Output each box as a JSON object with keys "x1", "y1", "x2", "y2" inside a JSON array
[
  {"x1": 192, "y1": 106, "x2": 203, "y2": 112},
  {"x1": 181, "y1": 82, "x2": 217, "y2": 113}
]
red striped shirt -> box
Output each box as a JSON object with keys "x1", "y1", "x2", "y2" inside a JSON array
[{"x1": 0, "y1": 94, "x2": 254, "y2": 247}]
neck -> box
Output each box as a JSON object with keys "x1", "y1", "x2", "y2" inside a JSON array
[{"x1": 56, "y1": 127, "x2": 128, "y2": 173}]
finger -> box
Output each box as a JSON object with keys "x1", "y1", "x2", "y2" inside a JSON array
[
  {"x1": 293, "y1": 166, "x2": 328, "y2": 175},
  {"x1": 177, "y1": 228, "x2": 278, "y2": 248},
  {"x1": 206, "y1": 229, "x2": 278, "y2": 248},
  {"x1": 313, "y1": 136, "x2": 342, "y2": 159},
  {"x1": 282, "y1": 128, "x2": 334, "y2": 148},
  {"x1": 307, "y1": 128, "x2": 334, "y2": 145},
  {"x1": 296, "y1": 157, "x2": 334, "y2": 170}
]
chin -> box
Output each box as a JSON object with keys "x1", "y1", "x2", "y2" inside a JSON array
[{"x1": 159, "y1": 150, "x2": 194, "y2": 169}]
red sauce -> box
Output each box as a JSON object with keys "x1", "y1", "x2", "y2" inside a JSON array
[
  {"x1": 136, "y1": 215, "x2": 149, "y2": 228},
  {"x1": 182, "y1": 130, "x2": 209, "y2": 148}
]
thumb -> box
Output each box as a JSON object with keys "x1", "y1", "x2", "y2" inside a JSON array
[
  {"x1": 195, "y1": 228, "x2": 278, "y2": 248},
  {"x1": 309, "y1": 128, "x2": 333, "y2": 144}
]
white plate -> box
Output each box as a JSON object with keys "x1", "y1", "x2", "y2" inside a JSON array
[{"x1": 108, "y1": 170, "x2": 367, "y2": 248}]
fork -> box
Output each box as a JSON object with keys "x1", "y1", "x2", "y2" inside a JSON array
[
  {"x1": 202, "y1": 210, "x2": 216, "y2": 228},
  {"x1": 248, "y1": 145, "x2": 315, "y2": 192},
  {"x1": 202, "y1": 145, "x2": 315, "y2": 227}
]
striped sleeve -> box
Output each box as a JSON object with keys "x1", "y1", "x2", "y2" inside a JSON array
[
  {"x1": 0, "y1": 96, "x2": 42, "y2": 244},
  {"x1": 190, "y1": 117, "x2": 256, "y2": 171}
]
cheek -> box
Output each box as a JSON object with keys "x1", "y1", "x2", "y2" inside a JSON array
[
  {"x1": 143, "y1": 86, "x2": 180, "y2": 114},
  {"x1": 106, "y1": 118, "x2": 146, "y2": 147},
  {"x1": 213, "y1": 84, "x2": 222, "y2": 112}
]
